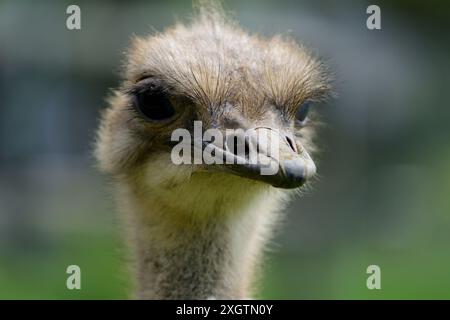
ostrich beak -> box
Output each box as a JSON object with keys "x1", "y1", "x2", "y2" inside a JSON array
[{"x1": 198, "y1": 127, "x2": 316, "y2": 189}]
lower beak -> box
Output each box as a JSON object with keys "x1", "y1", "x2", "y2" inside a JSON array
[{"x1": 199, "y1": 127, "x2": 316, "y2": 189}]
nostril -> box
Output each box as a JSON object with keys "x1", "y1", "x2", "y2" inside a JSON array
[{"x1": 285, "y1": 136, "x2": 297, "y2": 153}]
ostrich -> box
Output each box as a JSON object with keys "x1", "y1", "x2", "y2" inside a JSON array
[{"x1": 95, "y1": 1, "x2": 331, "y2": 299}]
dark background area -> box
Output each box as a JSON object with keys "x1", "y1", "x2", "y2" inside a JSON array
[{"x1": 0, "y1": 0, "x2": 449, "y2": 298}]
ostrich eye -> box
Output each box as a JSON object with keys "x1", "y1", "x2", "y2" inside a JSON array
[
  {"x1": 295, "y1": 101, "x2": 311, "y2": 123},
  {"x1": 134, "y1": 90, "x2": 175, "y2": 121}
]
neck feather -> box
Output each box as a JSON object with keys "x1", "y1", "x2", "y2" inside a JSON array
[{"x1": 118, "y1": 176, "x2": 285, "y2": 299}]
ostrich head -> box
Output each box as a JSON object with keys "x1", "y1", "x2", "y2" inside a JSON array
[{"x1": 95, "y1": 1, "x2": 331, "y2": 299}]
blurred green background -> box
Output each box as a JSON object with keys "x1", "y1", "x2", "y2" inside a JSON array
[{"x1": 1, "y1": 0, "x2": 450, "y2": 299}]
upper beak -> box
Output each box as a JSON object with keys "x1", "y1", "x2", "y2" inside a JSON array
[{"x1": 198, "y1": 127, "x2": 316, "y2": 189}]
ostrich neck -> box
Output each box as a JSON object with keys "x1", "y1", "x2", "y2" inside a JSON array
[{"x1": 122, "y1": 184, "x2": 281, "y2": 299}]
